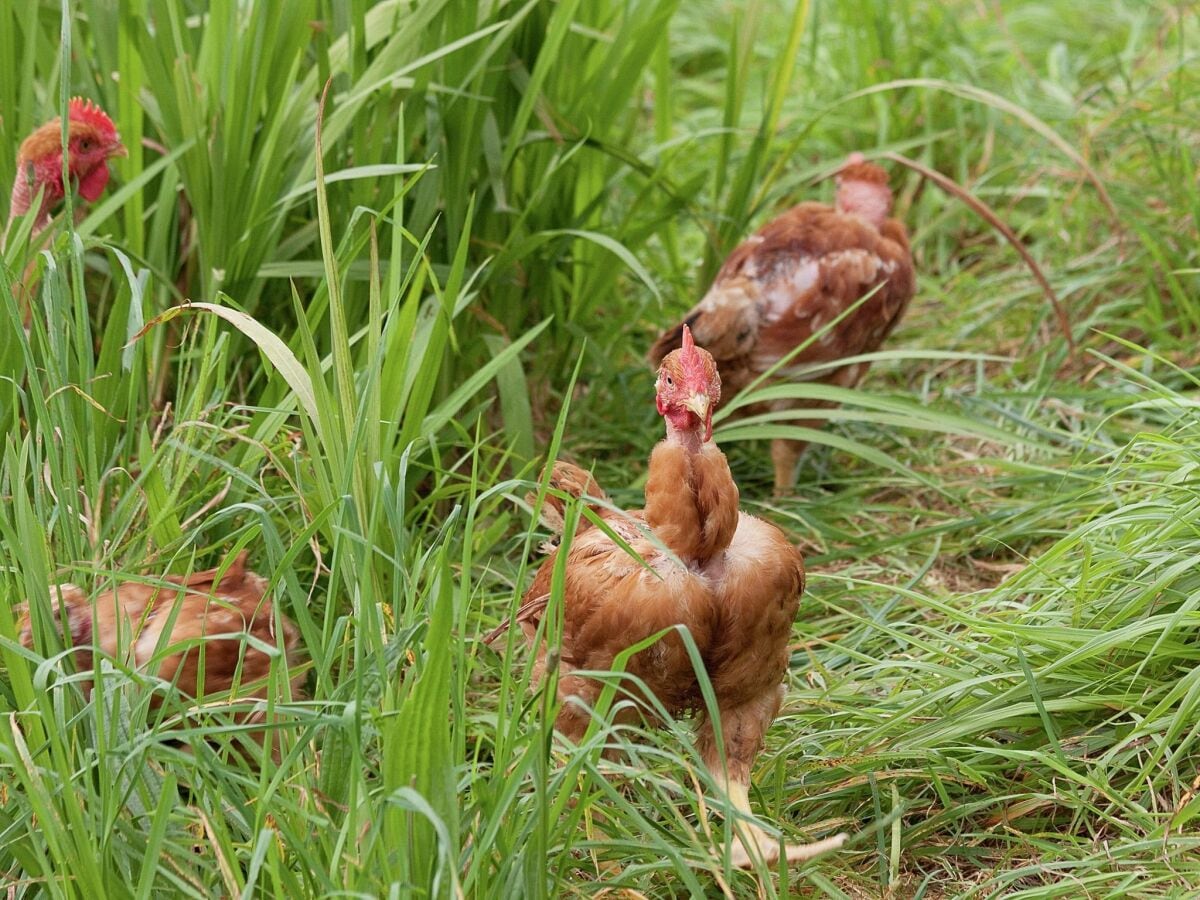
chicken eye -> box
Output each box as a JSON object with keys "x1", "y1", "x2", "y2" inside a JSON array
[
  {"x1": 78, "y1": 138, "x2": 92, "y2": 151},
  {"x1": 665, "y1": 376, "x2": 674, "y2": 387}
]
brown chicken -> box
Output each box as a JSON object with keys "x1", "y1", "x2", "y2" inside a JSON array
[
  {"x1": 17, "y1": 552, "x2": 302, "y2": 747},
  {"x1": 496, "y1": 327, "x2": 846, "y2": 868},
  {"x1": 4, "y1": 98, "x2": 127, "y2": 325},
  {"x1": 648, "y1": 153, "x2": 916, "y2": 490},
  {"x1": 5, "y1": 97, "x2": 126, "y2": 241}
]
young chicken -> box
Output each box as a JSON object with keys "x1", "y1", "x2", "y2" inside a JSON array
[
  {"x1": 6, "y1": 97, "x2": 126, "y2": 239},
  {"x1": 497, "y1": 327, "x2": 846, "y2": 868},
  {"x1": 17, "y1": 553, "x2": 302, "y2": 746},
  {"x1": 648, "y1": 153, "x2": 916, "y2": 490}
]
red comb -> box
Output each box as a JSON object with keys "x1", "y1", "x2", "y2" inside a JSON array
[
  {"x1": 68, "y1": 96, "x2": 117, "y2": 136},
  {"x1": 679, "y1": 324, "x2": 705, "y2": 375}
]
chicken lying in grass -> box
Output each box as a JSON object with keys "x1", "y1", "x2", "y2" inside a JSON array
[
  {"x1": 17, "y1": 552, "x2": 302, "y2": 751},
  {"x1": 494, "y1": 327, "x2": 846, "y2": 868},
  {"x1": 5, "y1": 97, "x2": 126, "y2": 241},
  {"x1": 648, "y1": 154, "x2": 916, "y2": 491}
]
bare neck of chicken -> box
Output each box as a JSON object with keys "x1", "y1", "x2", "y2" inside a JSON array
[
  {"x1": 665, "y1": 420, "x2": 704, "y2": 454},
  {"x1": 837, "y1": 180, "x2": 891, "y2": 228}
]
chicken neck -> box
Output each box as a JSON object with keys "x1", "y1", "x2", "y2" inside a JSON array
[
  {"x1": 664, "y1": 418, "x2": 704, "y2": 454},
  {"x1": 644, "y1": 426, "x2": 739, "y2": 564}
]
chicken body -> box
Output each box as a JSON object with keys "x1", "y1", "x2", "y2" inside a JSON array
[
  {"x1": 649, "y1": 154, "x2": 915, "y2": 490},
  {"x1": 510, "y1": 328, "x2": 845, "y2": 867},
  {"x1": 17, "y1": 553, "x2": 302, "y2": 736}
]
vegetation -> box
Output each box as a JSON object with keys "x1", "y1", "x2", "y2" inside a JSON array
[{"x1": 2, "y1": 0, "x2": 1198, "y2": 895}]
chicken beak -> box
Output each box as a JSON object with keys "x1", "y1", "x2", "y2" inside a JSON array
[
  {"x1": 109, "y1": 139, "x2": 128, "y2": 159},
  {"x1": 682, "y1": 392, "x2": 711, "y2": 440}
]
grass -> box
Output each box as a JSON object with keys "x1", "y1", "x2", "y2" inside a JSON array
[{"x1": 1, "y1": 0, "x2": 1199, "y2": 896}]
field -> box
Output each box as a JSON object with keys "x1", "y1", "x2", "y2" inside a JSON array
[{"x1": 2, "y1": 1, "x2": 1199, "y2": 896}]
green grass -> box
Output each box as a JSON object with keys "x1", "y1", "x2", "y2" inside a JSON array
[{"x1": 2, "y1": 0, "x2": 1199, "y2": 896}]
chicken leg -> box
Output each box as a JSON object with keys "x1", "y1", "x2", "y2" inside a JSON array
[
  {"x1": 713, "y1": 774, "x2": 847, "y2": 868},
  {"x1": 696, "y1": 687, "x2": 847, "y2": 868},
  {"x1": 770, "y1": 436, "x2": 806, "y2": 495},
  {"x1": 768, "y1": 397, "x2": 842, "y2": 492}
]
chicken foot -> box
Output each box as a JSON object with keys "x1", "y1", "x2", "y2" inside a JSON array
[
  {"x1": 711, "y1": 774, "x2": 847, "y2": 868},
  {"x1": 697, "y1": 690, "x2": 846, "y2": 869}
]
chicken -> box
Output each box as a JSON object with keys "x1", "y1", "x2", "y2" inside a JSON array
[
  {"x1": 648, "y1": 153, "x2": 916, "y2": 490},
  {"x1": 495, "y1": 327, "x2": 846, "y2": 868},
  {"x1": 5, "y1": 97, "x2": 126, "y2": 241},
  {"x1": 4, "y1": 98, "x2": 126, "y2": 326},
  {"x1": 17, "y1": 552, "x2": 303, "y2": 749}
]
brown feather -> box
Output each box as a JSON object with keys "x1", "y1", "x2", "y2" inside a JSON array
[
  {"x1": 487, "y1": 461, "x2": 617, "y2": 645},
  {"x1": 18, "y1": 552, "x2": 303, "y2": 712},
  {"x1": 17, "y1": 119, "x2": 110, "y2": 168},
  {"x1": 525, "y1": 460, "x2": 610, "y2": 539},
  {"x1": 837, "y1": 160, "x2": 889, "y2": 184}
]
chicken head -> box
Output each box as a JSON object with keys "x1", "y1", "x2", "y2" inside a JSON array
[
  {"x1": 9, "y1": 97, "x2": 126, "y2": 234},
  {"x1": 655, "y1": 324, "x2": 722, "y2": 444}
]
